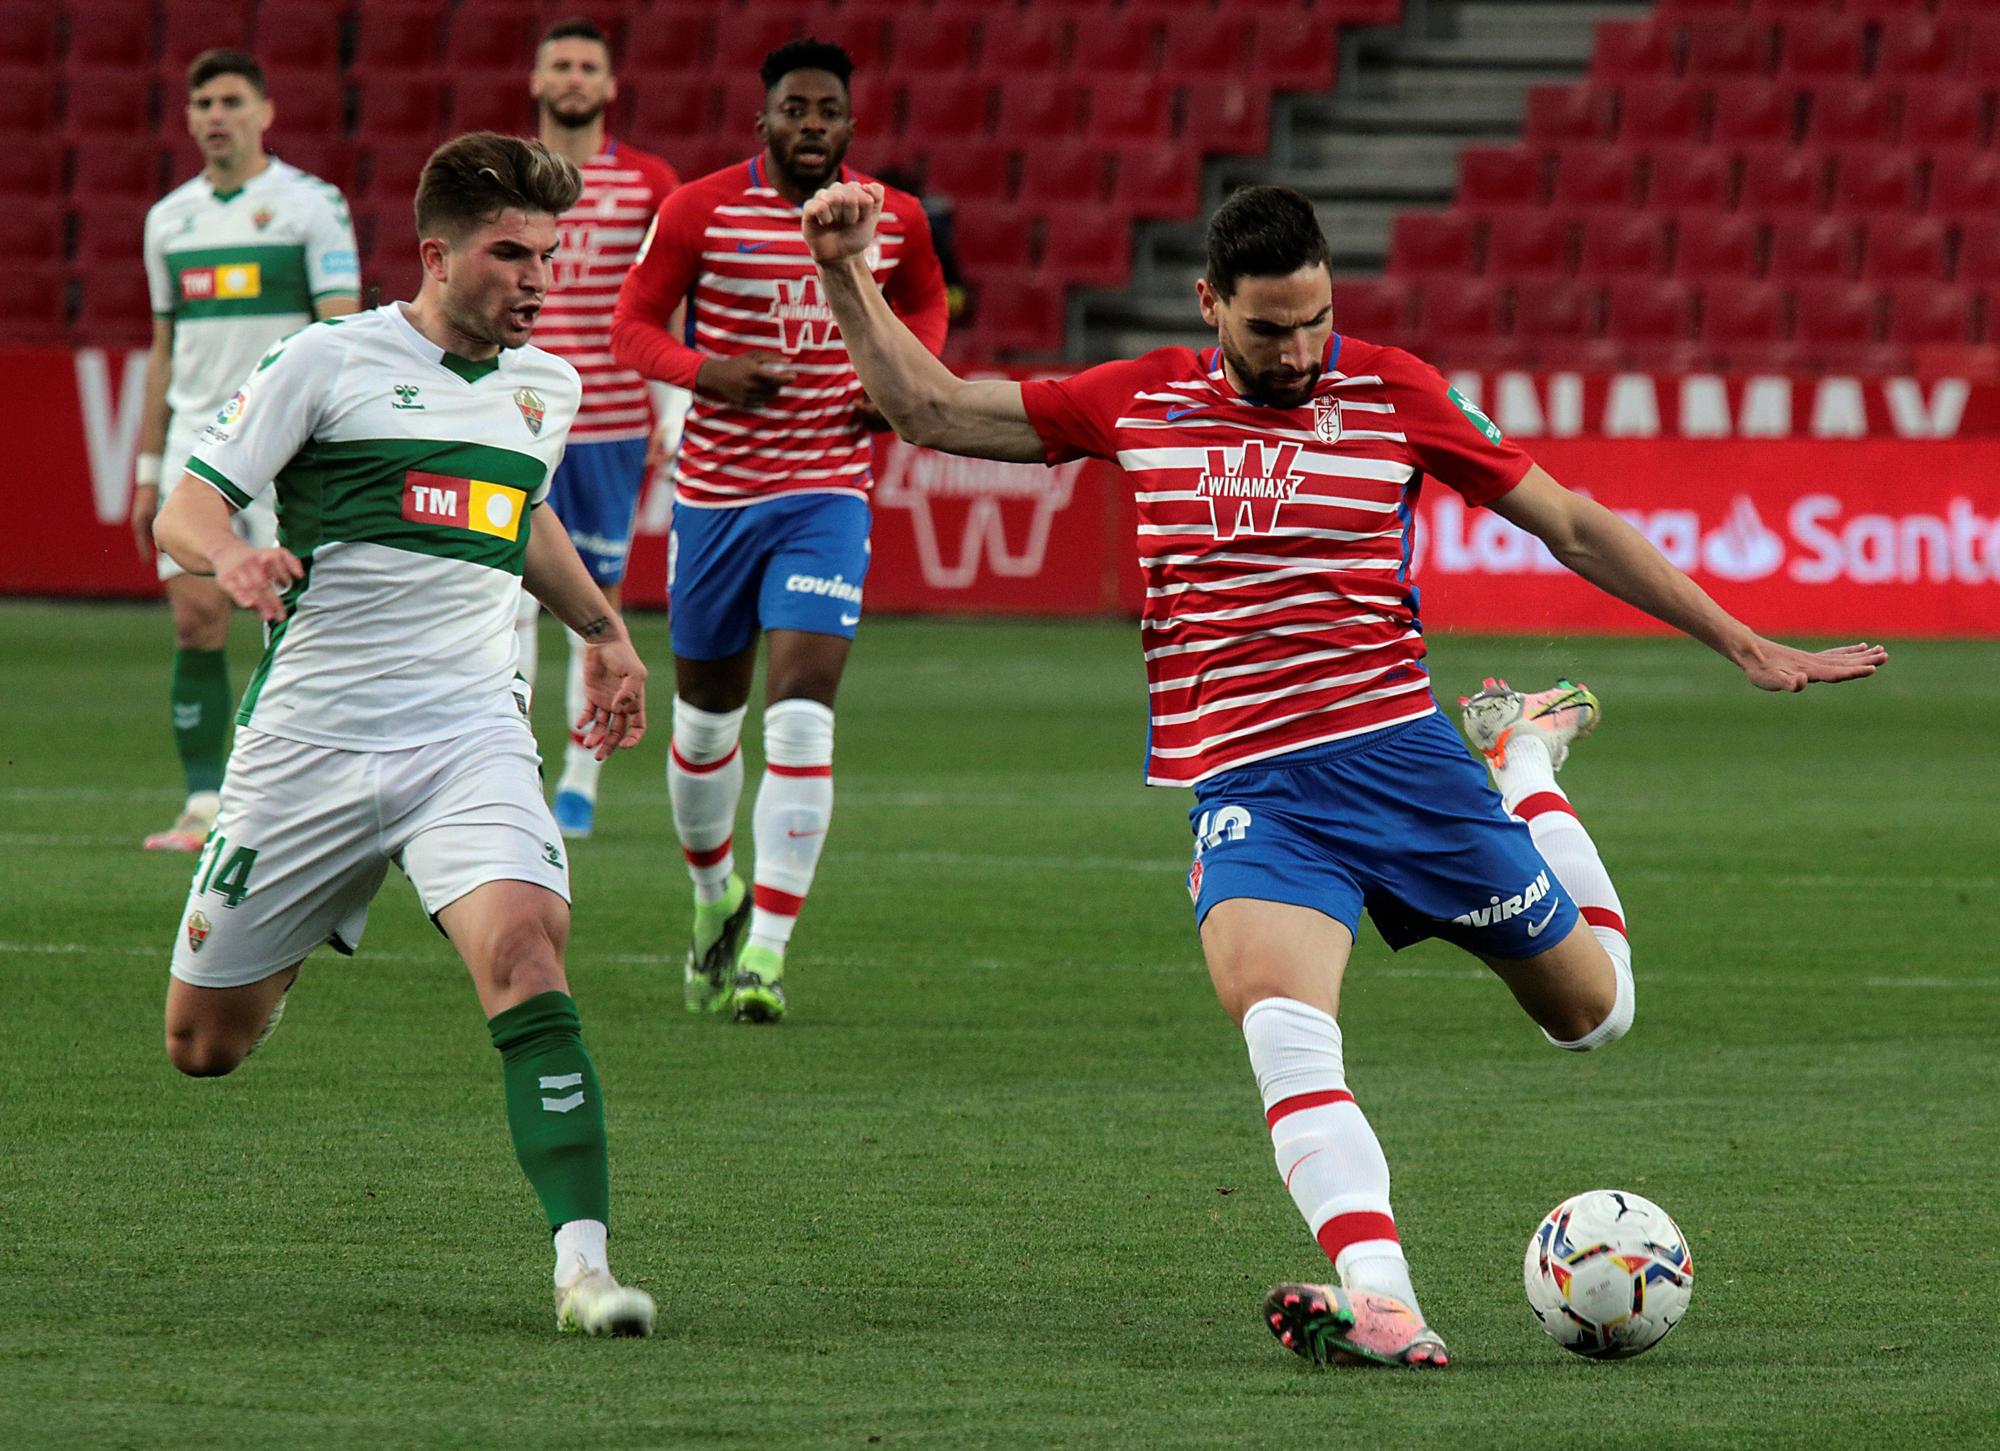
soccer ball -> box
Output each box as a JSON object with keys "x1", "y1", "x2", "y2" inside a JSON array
[{"x1": 1523, "y1": 1189, "x2": 1693, "y2": 1359}]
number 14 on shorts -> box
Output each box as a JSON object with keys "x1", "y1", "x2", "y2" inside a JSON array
[{"x1": 193, "y1": 832, "x2": 260, "y2": 909}]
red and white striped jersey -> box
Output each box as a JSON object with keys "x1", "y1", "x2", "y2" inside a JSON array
[
  {"x1": 536, "y1": 139, "x2": 679, "y2": 444},
  {"x1": 1020, "y1": 337, "x2": 1533, "y2": 787},
  {"x1": 610, "y1": 156, "x2": 949, "y2": 507}
]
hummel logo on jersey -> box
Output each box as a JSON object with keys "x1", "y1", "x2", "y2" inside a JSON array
[
  {"x1": 1198, "y1": 442, "x2": 1305, "y2": 541},
  {"x1": 771, "y1": 276, "x2": 837, "y2": 354},
  {"x1": 401, "y1": 471, "x2": 529, "y2": 542},
  {"x1": 1452, "y1": 871, "x2": 1553, "y2": 929},
  {"x1": 392, "y1": 384, "x2": 423, "y2": 410},
  {"x1": 1192, "y1": 805, "x2": 1252, "y2": 858}
]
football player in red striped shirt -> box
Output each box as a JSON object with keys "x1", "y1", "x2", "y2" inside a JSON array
[
  {"x1": 612, "y1": 40, "x2": 948, "y2": 1025},
  {"x1": 802, "y1": 180, "x2": 1884, "y2": 1367},
  {"x1": 519, "y1": 18, "x2": 682, "y2": 839}
]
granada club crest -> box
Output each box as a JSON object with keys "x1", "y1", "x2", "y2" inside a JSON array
[
  {"x1": 514, "y1": 387, "x2": 545, "y2": 436},
  {"x1": 1313, "y1": 397, "x2": 1342, "y2": 445},
  {"x1": 185, "y1": 910, "x2": 211, "y2": 954}
]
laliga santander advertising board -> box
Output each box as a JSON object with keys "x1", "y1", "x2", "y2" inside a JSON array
[{"x1": 9, "y1": 346, "x2": 2000, "y2": 636}]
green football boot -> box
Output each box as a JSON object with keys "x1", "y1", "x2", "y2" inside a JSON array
[
  {"x1": 684, "y1": 874, "x2": 749, "y2": 1014},
  {"x1": 730, "y1": 944, "x2": 787, "y2": 1024}
]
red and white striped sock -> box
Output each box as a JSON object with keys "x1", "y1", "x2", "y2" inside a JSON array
[
  {"x1": 668, "y1": 697, "x2": 745, "y2": 906},
  {"x1": 1492, "y1": 735, "x2": 1636, "y2": 1050},
  {"x1": 749, "y1": 699, "x2": 834, "y2": 955},
  {"x1": 1242, "y1": 997, "x2": 1422, "y2": 1318}
]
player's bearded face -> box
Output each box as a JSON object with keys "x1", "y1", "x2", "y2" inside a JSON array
[
  {"x1": 758, "y1": 70, "x2": 854, "y2": 195},
  {"x1": 532, "y1": 39, "x2": 615, "y2": 129},
  {"x1": 436, "y1": 210, "x2": 559, "y2": 350},
  {"x1": 186, "y1": 76, "x2": 271, "y2": 168},
  {"x1": 1207, "y1": 268, "x2": 1335, "y2": 408}
]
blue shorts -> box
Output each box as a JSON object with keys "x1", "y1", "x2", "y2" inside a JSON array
[
  {"x1": 1186, "y1": 712, "x2": 1580, "y2": 960},
  {"x1": 669, "y1": 493, "x2": 871, "y2": 661},
  {"x1": 546, "y1": 438, "x2": 648, "y2": 585}
]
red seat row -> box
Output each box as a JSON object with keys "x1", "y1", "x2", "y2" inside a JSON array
[
  {"x1": 1525, "y1": 78, "x2": 1996, "y2": 148},
  {"x1": 1594, "y1": 15, "x2": 2000, "y2": 80}
]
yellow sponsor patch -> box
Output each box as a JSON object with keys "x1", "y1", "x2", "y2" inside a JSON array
[{"x1": 467, "y1": 480, "x2": 528, "y2": 541}]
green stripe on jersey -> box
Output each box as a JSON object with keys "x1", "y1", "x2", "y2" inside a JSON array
[
  {"x1": 186, "y1": 456, "x2": 253, "y2": 508},
  {"x1": 168, "y1": 243, "x2": 314, "y2": 321},
  {"x1": 275, "y1": 437, "x2": 546, "y2": 574},
  {"x1": 236, "y1": 567, "x2": 308, "y2": 725}
]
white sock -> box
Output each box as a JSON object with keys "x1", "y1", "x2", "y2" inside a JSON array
[
  {"x1": 1242, "y1": 997, "x2": 1421, "y2": 1319},
  {"x1": 556, "y1": 629, "x2": 603, "y2": 800},
  {"x1": 514, "y1": 591, "x2": 541, "y2": 690},
  {"x1": 749, "y1": 699, "x2": 835, "y2": 955},
  {"x1": 186, "y1": 789, "x2": 221, "y2": 816},
  {"x1": 1491, "y1": 736, "x2": 1637, "y2": 1050},
  {"x1": 669, "y1": 696, "x2": 746, "y2": 905},
  {"x1": 552, "y1": 1217, "x2": 609, "y2": 1285}
]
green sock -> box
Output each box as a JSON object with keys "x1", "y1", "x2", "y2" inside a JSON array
[
  {"x1": 489, "y1": 991, "x2": 611, "y2": 1231},
  {"x1": 171, "y1": 647, "x2": 232, "y2": 794}
]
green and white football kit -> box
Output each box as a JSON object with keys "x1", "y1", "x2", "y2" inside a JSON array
[
  {"x1": 169, "y1": 304, "x2": 581, "y2": 989},
  {"x1": 144, "y1": 157, "x2": 360, "y2": 582}
]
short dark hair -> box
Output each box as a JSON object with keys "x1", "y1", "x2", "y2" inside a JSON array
[
  {"x1": 414, "y1": 133, "x2": 584, "y2": 242},
  {"x1": 1204, "y1": 186, "x2": 1329, "y2": 299},
  {"x1": 187, "y1": 49, "x2": 266, "y2": 97},
  {"x1": 539, "y1": 17, "x2": 613, "y2": 60},
  {"x1": 760, "y1": 37, "x2": 854, "y2": 96}
]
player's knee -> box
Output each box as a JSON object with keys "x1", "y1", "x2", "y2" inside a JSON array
[
  {"x1": 1544, "y1": 956, "x2": 1635, "y2": 1052},
  {"x1": 481, "y1": 917, "x2": 568, "y2": 1003},
  {"x1": 166, "y1": 1025, "x2": 246, "y2": 1078}
]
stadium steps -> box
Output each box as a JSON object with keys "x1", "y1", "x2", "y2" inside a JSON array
[{"x1": 1075, "y1": 0, "x2": 1648, "y2": 361}]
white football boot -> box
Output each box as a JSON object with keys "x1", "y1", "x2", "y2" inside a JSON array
[
  {"x1": 554, "y1": 1268, "x2": 656, "y2": 1338},
  {"x1": 144, "y1": 793, "x2": 219, "y2": 852},
  {"x1": 1458, "y1": 677, "x2": 1600, "y2": 770}
]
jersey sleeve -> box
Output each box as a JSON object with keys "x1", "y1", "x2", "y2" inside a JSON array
[
  {"x1": 883, "y1": 193, "x2": 949, "y2": 358},
  {"x1": 183, "y1": 326, "x2": 333, "y2": 509},
  {"x1": 1384, "y1": 351, "x2": 1533, "y2": 506},
  {"x1": 302, "y1": 185, "x2": 362, "y2": 302},
  {"x1": 609, "y1": 185, "x2": 708, "y2": 390},
  {"x1": 143, "y1": 205, "x2": 175, "y2": 318},
  {"x1": 1017, "y1": 356, "x2": 1163, "y2": 465}
]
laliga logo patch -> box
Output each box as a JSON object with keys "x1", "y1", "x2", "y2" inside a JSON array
[
  {"x1": 214, "y1": 390, "x2": 248, "y2": 428},
  {"x1": 186, "y1": 910, "x2": 212, "y2": 954},
  {"x1": 1313, "y1": 397, "x2": 1342, "y2": 445},
  {"x1": 514, "y1": 387, "x2": 546, "y2": 436}
]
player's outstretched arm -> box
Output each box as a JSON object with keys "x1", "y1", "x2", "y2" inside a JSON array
[
  {"x1": 153, "y1": 477, "x2": 304, "y2": 623},
  {"x1": 804, "y1": 182, "x2": 1047, "y2": 464},
  {"x1": 522, "y1": 503, "x2": 647, "y2": 758},
  {"x1": 1491, "y1": 466, "x2": 1887, "y2": 692}
]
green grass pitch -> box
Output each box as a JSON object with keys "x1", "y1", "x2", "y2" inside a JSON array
[{"x1": 1, "y1": 600, "x2": 1995, "y2": 1450}]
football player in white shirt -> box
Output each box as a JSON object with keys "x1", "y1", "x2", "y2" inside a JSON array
[{"x1": 153, "y1": 133, "x2": 655, "y2": 1337}]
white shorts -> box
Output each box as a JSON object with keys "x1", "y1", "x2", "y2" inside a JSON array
[
  {"x1": 159, "y1": 414, "x2": 279, "y2": 583},
  {"x1": 169, "y1": 720, "x2": 571, "y2": 989}
]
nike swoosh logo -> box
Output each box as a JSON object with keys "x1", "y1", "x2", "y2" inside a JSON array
[
  {"x1": 1525, "y1": 899, "x2": 1562, "y2": 938},
  {"x1": 785, "y1": 828, "x2": 824, "y2": 839},
  {"x1": 838, "y1": 612, "x2": 861, "y2": 626},
  {"x1": 736, "y1": 241, "x2": 774, "y2": 253},
  {"x1": 1165, "y1": 406, "x2": 1206, "y2": 421}
]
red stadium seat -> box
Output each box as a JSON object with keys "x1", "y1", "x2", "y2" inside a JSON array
[
  {"x1": 1107, "y1": 144, "x2": 1201, "y2": 221},
  {"x1": 1803, "y1": 83, "x2": 1894, "y2": 147},
  {"x1": 849, "y1": 75, "x2": 900, "y2": 135},
  {"x1": 71, "y1": 144, "x2": 161, "y2": 200},
  {"x1": 886, "y1": 12, "x2": 978, "y2": 73},
  {"x1": 1577, "y1": 214, "x2": 1670, "y2": 279},
  {"x1": 1884, "y1": 284, "x2": 1979, "y2": 347},
  {"x1": 1683, "y1": 19, "x2": 1771, "y2": 77},
  {"x1": 1246, "y1": 17, "x2": 1340, "y2": 90},
  {"x1": 263, "y1": 71, "x2": 347, "y2": 137},
  {"x1": 1037, "y1": 205, "x2": 1132, "y2": 287},
  {"x1": 671, "y1": 136, "x2": 751, "y2": 184},
  {"x1": 1925, "y1": 148, "x2": 2000, "y2": 221},
  {"x1": 1737, "y1": 145, "x2": 1825, "y2": 214},
  {"x1": 1070, "y1": 12, "x2": 1161, "y2": 75},
  {"x1": 363, "y1": 141, "x2": 435, "y2": 202},
  {"x1": 1179, "y1": 78, "x2": 1271, "y2": 156},
  {"x1": 1513, "y1": 280, "x2": 1601, "y2": 343},
  {"x1": 624, "y1": 85, "x2": 713, "y2": 144},
  {"x1": 1956, "y1": 227, "x2": 2000, "y2": 289},
  {"x1": 2, "y1": 262, "x2": 69, "y2": 341},
  {"x1": 996, "y1": 78, "x2": 1089, "y2": 139},
  {"x1": 1699, "y1": 281, "x2": 1789, "y2": 360},
  {"x1": 0, "y1": 137, "x2": 63, "y2": 198},
  {"x1": 1018, "y1": 141, "x2": 1106, "y2": 205},
  {"x1": 363, "y1": 242, "x2": 425, "y2": 306},
  {"x1": 1413, "y1": 277, "x2": 1504, "y2": 338},
  {"x1": 1859, "y1": 217, "x2": 1950, "y2": 283},
  {"x1": 1615, "y1": 80, "x2": 1704, "y2": 142},
  {"x1": 976, "y1": 269, "x2": 1065, "y2": 355},
  {"x1": 354, "y1": 79, "x2": 449, "y2": 138},
  {"x1": 1390, "y1": 212, "x2": 1479, "y2": 277},
  {"x1": 1899, "y1": 85, "x2": 1985, "y2": 150},
  {"x1": 1090, "y1": 83, "x2": 1175, "y2": 142},
  {"x1": 1591, "y1": 20, "x2": 1675, "y2": 81},
  {"x1": 352, "y1": 2, "x2": 450, "y2": 72},
  {"x1": 624, "y1": 14, "x2": 712, "y2": 74},
  {"x1": 1708, "y1": 79, "x2": 1796, "y2": 144},
  {"x1": 1791, "y1": 281, "x2": 1881, "y2": 352},
  {"x1": 1768, "y1": 217, "x2": 1858, "y2": 280},
  {"x1": 1484, "y1": 211, "x2": 1572, "y2": 278},
  {"x1": 72, "y1": 265, "x2": 154, "y2": 340},
  {"x1": 1644, "y1": 145, "x2": 1733, "y2": 210},
  {"x1": 1550, "y1": 147, "x2": 1639, "y2": 210},
  {"x1": 1159, "y1": 15, "x2": 1253, "y2": 82},
  {"x1": 272, "y1": 138, "x2": 361, "y2": 197},
  {"x1": 0, "y1": 68, "x2": 58, "y2": 133},
  {"x1": 253, "y1": 3, "x2": 349, "y2": 72},
  {"x1": 1605, "y1": 279, "x2": 1698, "y2": 347},
  {"x1": 1829, "y1": 149, "x2": 1920, "y2": 215},
  {"x1": 161, "y1": 2, "x2": 256, "y2": 67},
  {"x1": 925, "y1": 148, "x2": 1015, "y2": 204},
  {"x1": 72, "y1": 199, "x2": 151, "y2": 265},
  {"x1": 1457, "y1": 147, "x2": 1545, "y2": 210},
  {"x1": 710, "y1": 14, "x2": 810, "y2": 74},
  {"x1": 1657, "y1": 0, "x2": 1741, "y2": 13},
  {"x1": 1960, "y1": 20, "x2": 2000, "y2": 82},
  {"x1": 66, "y1": 2, "x2": 154, "y2": 69},
  {"x1": 443, "y1": 4, "x2": 543, "y2": 71},
  {"x1": 0, "y1": 2, "x2": 59, "y2": 66},
  {"x1": 1330, "y1": 279, "x2": 1411, "y2": 338},
  {"x1": 1874, "y1": 21, "x2": 1963, "y2": 81},
  {"x1": 980, "y1": 15, "x2": 1067, "y2": 75},
  {"x1": 951, "y1": 201, "x2": 1034, "y2": 272},
  {"x1": 64, "y1": 68, "x2": 156, "y2": 139},
  {"x1": 452, "y1": 76, "x2": 538, "y2": 136},
  {"x1": 1846, "y1": 0, "x2": 1936, "y2": 20},
  {"x1": 0, "y1": 201, "x2": 65, "y2": 263},
  {"x1": 903, "y1": 78, "x2": 993, "y2": 140},
  {"x1": 1672, "y1": 213, "x2": 1763, "y2": 280},
  {"x1": 1774, "y1": 21, "x2": 1865, "y2": 78}
]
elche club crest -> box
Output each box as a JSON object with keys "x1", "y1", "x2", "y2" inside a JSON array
[
  {"x1": 514, "y1": 387, "x2": 545, "y2": 436},
  {"x1": 185, "y1": 910, "x2": 211, "y2": 954},
  {"x1": 1313, "y1": 397, "x2": 1342, "y2": 444}
]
